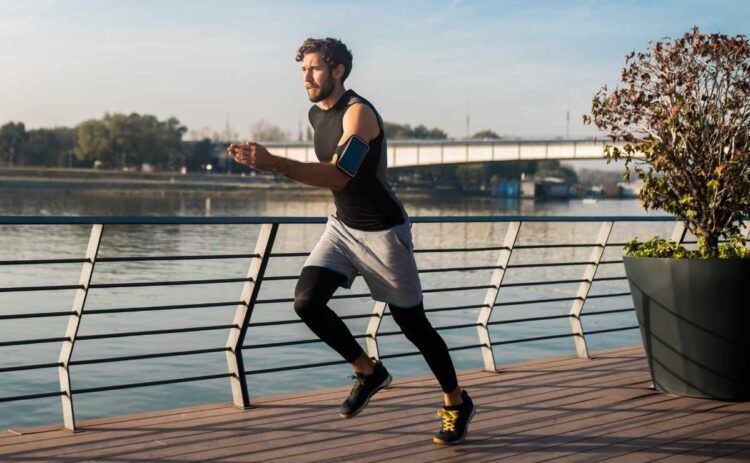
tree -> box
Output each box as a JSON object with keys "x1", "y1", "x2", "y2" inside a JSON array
[
  {"x1": 412, "y1": 124, "x2": 448, "y2": 140},
  {"x1": 156, "y1": 116, "x2": 188, "y2": 168},
  {"x1": 18, "y1": 127, "x2": 77, "y2": 166},
  {"x1": 586, "y1": 27, "x2": 750, "y2": 256},
  {"x1": 384, "y1": 121, "x2": 448, "y2": 140},
  {"x1": 75, "y1": 119, "x2": 112, "y2": 166},
  {"x1": 471, "y1": 129, "x2": 502, "y2": 140},
  {"x1": 384, "y1": 121, "x2": 413, "y2": 139},
  {"x1": 75, "y1": 113, "x2": 186, "y2": 169},
  {"x1": 0, "y1": 122, "x2": 28, "y2": 165}
]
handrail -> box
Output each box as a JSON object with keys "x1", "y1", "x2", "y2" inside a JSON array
[
  {"x1": 0, "y1": 215, "x2": 677, "y2": 225},
  {"x1": 0, "y1": 214, "x2": 702, "y2": 431}
]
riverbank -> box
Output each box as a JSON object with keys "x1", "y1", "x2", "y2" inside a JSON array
[
  {"x1": 0, "y1": 166, "x2": 300, "y2": 192},
  {"x1": 0, "y1": 166, "x2": 440, "y2": 199}
]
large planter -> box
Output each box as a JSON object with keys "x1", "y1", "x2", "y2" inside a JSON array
[{"x1": 624, "y1": 256, "x2": 750, "y2": 401}]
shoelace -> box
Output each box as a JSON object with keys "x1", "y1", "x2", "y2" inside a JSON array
[
  {"x1": 348, "y1": 374, "x2": 365, "y2": 393},
  {"x1": 437, "y1": 409, "x2": 459, "y2": 432}
]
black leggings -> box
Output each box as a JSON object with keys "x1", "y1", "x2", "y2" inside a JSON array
[{"x1": 293, "y1": 266, "x2": 458, "y2": 393}]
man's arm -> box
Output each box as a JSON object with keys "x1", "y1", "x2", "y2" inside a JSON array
[{"x1": 228, "y1": 103, "x2": 380, "y2": 191}]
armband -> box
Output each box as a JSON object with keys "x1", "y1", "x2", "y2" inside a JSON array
[{"x1": 335, "y1": 135, "x2": 369, "y2": 177}]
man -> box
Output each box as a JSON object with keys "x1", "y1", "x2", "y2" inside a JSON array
[{"x1": 229, "y1": 37, "x2": 475, "y2": 445}]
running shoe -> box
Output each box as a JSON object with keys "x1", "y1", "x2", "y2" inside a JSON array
[
  {"x1": 339, "y1": 361, "x2": 392, "y2": 419},
  {"x1": 433, "y1": 390, "x2": 476, "y2": 445}
]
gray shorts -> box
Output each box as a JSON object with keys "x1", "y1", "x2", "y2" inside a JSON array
[{"x1": 303, "y1": 214, "x2": 423, "y2": 307}]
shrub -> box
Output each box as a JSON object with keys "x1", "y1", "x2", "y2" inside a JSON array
[{"x1": 586, "y1": 28, "x2": 750, "y2": 257}]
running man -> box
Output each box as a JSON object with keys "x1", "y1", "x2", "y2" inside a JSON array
[{"x1": 228, "y1": 37, "x2": 475, "y2": 445}]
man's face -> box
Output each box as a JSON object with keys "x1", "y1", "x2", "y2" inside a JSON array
[{"x1": 301, "y1": 52, "x2": 335, "y2": 103}]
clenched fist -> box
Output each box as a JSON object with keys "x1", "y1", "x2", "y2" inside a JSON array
[{"x1": 228, "y1": 142, "x2": 277, "y2": 172}]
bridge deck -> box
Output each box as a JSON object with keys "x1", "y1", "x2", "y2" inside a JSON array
[{"x1": 3, "y1": 346, "x2": 749, "y2": 462}]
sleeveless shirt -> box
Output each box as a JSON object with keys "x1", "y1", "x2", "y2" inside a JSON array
[{"x1": 308, "y1": 90, "x2": 406, "y2": 231}]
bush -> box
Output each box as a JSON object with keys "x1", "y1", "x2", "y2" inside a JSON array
[
  {"x1": 586, "y1": 28, "x2": 750, "y2": 257},
  {"x1": 625, "y1": 234, "x2": 748, "y2": 259}
]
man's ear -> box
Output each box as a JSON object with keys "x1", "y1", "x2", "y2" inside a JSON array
[{"x1": 332, "y1": 63, "x2": 345, "y2": 81}]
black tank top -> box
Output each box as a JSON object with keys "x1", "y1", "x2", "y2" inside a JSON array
[{"x1": 308, "y1": 90, "x2": 406, "y2": 231}]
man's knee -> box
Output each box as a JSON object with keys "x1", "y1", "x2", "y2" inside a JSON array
[
  {"x1": 389, "y1": 301, "x2": 432, "y2": 339},
  {"x1": 293, "y1": 293, "x2": 313, "y2": 319},
  {"x1": 293, "y1": 266, "x2": 342, "y2": 319}
]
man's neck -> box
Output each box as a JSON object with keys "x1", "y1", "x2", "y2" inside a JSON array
[{"x1": 317, "y1": 85, "x2": 347, "y2": 110}]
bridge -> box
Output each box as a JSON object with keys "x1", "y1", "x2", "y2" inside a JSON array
[{"x1": 259, "y1": 139, "x2": 624, "y2": 168}]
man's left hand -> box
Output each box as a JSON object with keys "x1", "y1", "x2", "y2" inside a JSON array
[{"x1": 228, "y1": 142, "x2": 276, "y2": 172}]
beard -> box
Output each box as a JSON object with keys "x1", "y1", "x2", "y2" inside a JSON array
[{"x1": 307, "y1": 76, "x2": 335, "y2": 103}]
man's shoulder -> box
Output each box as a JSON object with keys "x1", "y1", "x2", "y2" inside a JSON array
[
  {"x1": 344, "y1": 91, "x2": 380, "y2": 121},
  {"x1": 345, "y1": 90, "x2": 374, "y2": 109}
]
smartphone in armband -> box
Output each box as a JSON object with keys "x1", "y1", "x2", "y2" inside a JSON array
[{"x1": 336, "y1": 135, "x2": 369, "y2": 177}]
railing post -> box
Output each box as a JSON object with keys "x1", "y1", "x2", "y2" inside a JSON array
[
  {"x1": 225, "y1": 223, "x2": 278, "y2": 408},
  {"x1": 477, "y1": 221, "x2": 521, "y2": 372},
  {"x1": 569, "y1": 221, "x2": 613, "y2": 359},
  {"x1": 365, "y1": 301, "x2": 387, "y2": 360},
  {"x1": 59, "y1": 223, "x2": 103, "y2": 431}
]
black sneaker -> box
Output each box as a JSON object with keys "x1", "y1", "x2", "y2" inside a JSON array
[
  {"x1": 339, "y1": 361, "x2": 392, "y2": 419},
  {"x1": 433, "y1": 390, "x2": 476, "y2": 445}
]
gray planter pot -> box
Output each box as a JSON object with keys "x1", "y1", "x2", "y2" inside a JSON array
[{"x1": 624, "y1": 256, "x2": 750, "y2": 401}]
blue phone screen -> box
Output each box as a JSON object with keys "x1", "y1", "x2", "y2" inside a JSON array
[{"x1": 337, "y1": 136, "x2": 369, "y2": 177}]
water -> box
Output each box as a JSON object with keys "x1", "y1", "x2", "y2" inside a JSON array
[{"x1": 0, "y1": 187, "x2": 669, "y2": 430}]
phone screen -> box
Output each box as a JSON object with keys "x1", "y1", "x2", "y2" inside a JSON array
[{"x1": 336, "y1": 136, "x2": 369, "y2": 177}]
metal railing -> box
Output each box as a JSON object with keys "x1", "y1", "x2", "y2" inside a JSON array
[{"x1": 3, "y1": 215, "x2": 740, "y2": 431}]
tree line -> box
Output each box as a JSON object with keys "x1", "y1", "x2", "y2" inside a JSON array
[{"x1": 0, "y1": 114, "x2": 187, "y2": 169}]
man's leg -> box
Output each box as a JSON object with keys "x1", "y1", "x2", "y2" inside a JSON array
[
  {"x1": 388, "y1": 300, "x2": 459, "y2": 399},
  {"x1": 294, "y1": 266, "x2": 392, "y2": 418},
  {"x1": 294, "y1": 266, "x2": 364, "y2": 364},
  {"x1": 389, "y1": 300, "x2": 476, "y2": 445}
]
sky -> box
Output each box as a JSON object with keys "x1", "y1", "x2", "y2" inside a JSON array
[{"x1": 2, "y1": 0, "x2": 749, "y2": 141}]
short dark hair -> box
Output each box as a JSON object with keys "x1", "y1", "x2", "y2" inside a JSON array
[{"x1": 296, "y1": 38, "x2": 353, "y2": 83}]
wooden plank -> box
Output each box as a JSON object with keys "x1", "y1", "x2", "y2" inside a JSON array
[
  {"x1": 709, "y1": 447, "x2": 750, "y2": 462},
  {"x1": 0, "y1": 346, "x2": 642, "y2": 445},
  {"x1": 1, "y1": 347, "x2": 639, "y2": 451},
  {"x1": 353, "y1": 379, "x2": 657, "y2": 463},
  {"x1": 532, "y1": 395, "x2": 748, "y2": 463},
  {"x1": 651, "y1": 429, "x2": 750, "y2": 463},
  {"x1": 592, "y1": 407, "x2": 750, "y2": 463},
  {"x1": 28, "y1": 363, "x2": 624, "y2": 460},
  {"x1": 2, "y1": 352, "x2": 644, "y2": 460},
  {"x1": 513, "y1": 398, "x2": 736, "y2": 463},
  {"x1": 293, "y1": 390, "x2": 664, "y2": 463},
  {"x1": 469, "y1": 398, "x2": 734, "y2": 463},
  {"x1": 0, "y1": 370, "x2": 504, "y2": 457},
  {"x1": 9, "y1": 345, "x2": 738, "y2": 463},
  {"x1": 159, "y1": 368, "x2": 650, "y2": 463}
]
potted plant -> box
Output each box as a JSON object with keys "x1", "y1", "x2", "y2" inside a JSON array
[{"x1": 585, "y1": 28, "x2": 750, "y2": 400}]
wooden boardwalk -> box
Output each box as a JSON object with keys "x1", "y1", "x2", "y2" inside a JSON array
[{"x1": 2, "y1": 346, "x2": 750, "y2": 462}]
